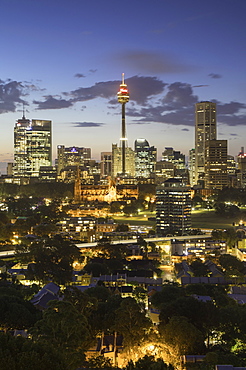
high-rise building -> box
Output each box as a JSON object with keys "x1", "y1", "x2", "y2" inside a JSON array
[
  {"x1": 188, "y1": 148, "x2": 196, "y2": 187},
  {"x1": 156, "y1": 178, "x2": 191, "y2": 236},
  {"x1": 155, "y1": 161, "x2": 175, "y2": 184},
  {"x1": 195, "y1": 102, "x2": 216, "y2": 184},
  {"x1": 161, "y1": 147, "x2": 188, "y2": 183},
  {"x1": 112, "y1": 144, "x2": 135, "y2": 178},
  {"x1": 100, "y1": 152, "x2": 112, "y2": 178},
  {"x1": 162, "y1": 147, "x2": 185, "y2": 169},
  {"x1": 57, "y1": 145, "x2": 91, "y2": 176},
  {"x1": 14, "y1": 115, "x2": 52, "y2": 178},
  {"x1": 204, "y1": 139, "x2": 228, "y2": 190},
  {"x1": 237, "y1": 147, "x2": 246, "y2": 188},
  {"x1": 135, "y1": 138, "x2": 156, "y2": 178}
]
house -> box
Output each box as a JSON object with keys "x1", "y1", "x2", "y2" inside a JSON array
[{"x1": 30, "y1": 282, "x2": 60, "y2": 310}]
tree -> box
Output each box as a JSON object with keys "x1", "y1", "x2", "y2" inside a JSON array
[
  {"x1": 33, "y1": 223, "x2": 57, "y2": 236},
  {"x1": 31, "y1": 300, "x2": 91, "y2": 369},
  {"x1": 0, "y1": 286, "x2": 39, "y2": 331},
  {"x1": 110, "y1": 202, "x2": 122, "y2": 214},
  {"x1": 159, "y1": 316, "x2": 205, "y2": 367},
  {"x1": 132, "y1": 286, "x2": 147, "y2": 308},
  {"x1": 16, "y1": 235, "x2": 81, "y2": 285},
  {"x1": 115, "y1": 223, "x2": 129, "y2": 232},
  {"x1": 190, "y1": 259, "x2": 210, "y2": 277},
  {"x1": 151, "y1": 283, "x2": 185, "y2": 309},
  {"x1": 84, "y1": 355, "x2": 114, "y2": 369},
  {"x1": 0, "y1": 333, "x2": 67, "y2": 370},
  {"x1": 84, "y1": 261, "x2": 109, "y2": 276},
  {"x1": 219, "y1": 254, "x2": 245, "y2": 281},
  {"x1": 63, "y1": 286, "x2": 98, "y2": 317},
  {"x1": 212, "y1": 228, "x2": 239, "y2": 249},
  {"x1": 114, "y1": 297, "x2": 151, "y2": 351},
  {"x1": 125, "y1": 355, "x2": 172, "y2": 370},
  {"x1": 96, "y1": 241, "x2": 128, "y2": 260},
  {"x1": 88, "y1": 292, "x2": 123, "y2": 333}
]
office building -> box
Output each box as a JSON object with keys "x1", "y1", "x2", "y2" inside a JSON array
[
  {"x1": 204, "y1": 139, "x2": 228, "y2": 190},
  {"x1": 100, "y1": 152, "x2": 112, "y2": 178},
  {"x1": 195, "y1": 102, "x2": 216, "y2": 184},
  {"x1": 135, "y1": 138, "x2": 156, "y2": 178},
  {"x1": 156, "y1": 178, "x2": 191, "y2": 236},
  {"x1": 112, "y1": 144, "x2": 135, "y2": 178},
  {"x1": 162, "y1": 147, "x2": 185, "y2": 170},
  {"x1": 14, "y1": 115, "x2": 52, "y2": 178},
  {"x1": 188, "y1": 149, "x2": 196, "y2": 187},
  {"x1": 57, "y1": 145, "x2": 91, "y2": 176},
  {"x1": 155, "y1": 161, "x2": 175, "y2": 184},
  {"x1": 237, "y1": 147, "x2": 246, "y2": 188}
]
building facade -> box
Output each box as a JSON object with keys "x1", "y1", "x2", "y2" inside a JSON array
[
  {"x1": 156, "y1": 178, "x2": 191, "y2": 236},
  {"x1": 14, "y1": 116, "x2": 52, "y2": 178},
  {"x1": 188, "y1": 148, "x2": 196, "y2": 187},
  {"x1": 134, "y1": 138, "x2": 156, "y2": 178},
  {"x1": 100, "y1": 152, "x2": 112, "y2": 178},
  {"x1": 204, "y1": 139, "x2": 228, "y2": 190},
  {"x1": 112, "y1": 144, "x2": 135, "y2": 178},
  {"x1": 57, "y1": 145, "x2": 91, "y2": 176},
  {"x1": 237, "y1": 147, "x2": 246, "y2": 188},
  {"x1": 195, "y1": 102, "x2": 216, "y2": 184}
]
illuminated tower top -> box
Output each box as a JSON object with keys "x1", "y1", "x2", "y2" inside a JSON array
[{"x1": 117, "y1": 73, "x2": 129, "y2": 104}]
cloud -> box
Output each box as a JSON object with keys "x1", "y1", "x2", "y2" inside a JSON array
[
  {"x1": 208, "y1": 73, "x2": 222, "y2": 79},
  {"x1": 33, "y1": 95, "x2": 73, "y2": 110},
  {"x1": 128, "y1": 82, "x2": 199, "y2": 126},
  {"x1": 69, "y1": 75, "x2": 166, "y2": 105},
  {"x1": 215, "y1": 101, "x2": 246, "y2": 126},
  {"x1": 193, "y1": 85, "x2": 209, "y2": 88},
  {"x1": 74, "y1": 73, "x2": 85, "y2": 78},
  {"x1": 27, "y1": 75, "x2": 246, "y2": 128},
  {"x1": 126, "y1": 83, "x2": 246, "y2": 128},
  {"x1": 114, "y1": 50, "x2": 195, "y2": 74},
  {"x1": 0, "y1": 80, "x2": 25, "y2": 113},
  {"x1": 72, "y1": 122, "x2": 104, "y2": 127}
]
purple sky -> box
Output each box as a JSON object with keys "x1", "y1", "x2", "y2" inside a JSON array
[{"x1": 0, "y1": 0, "x2": 246, "y2": 173}]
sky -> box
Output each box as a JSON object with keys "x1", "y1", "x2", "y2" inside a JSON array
[{"x1": 0, "y1": 0, "x2": 246, "y2": 173}]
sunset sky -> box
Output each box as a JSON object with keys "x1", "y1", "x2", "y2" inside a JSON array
[{"x1": 0, "y1": 0, "x2": 246, "y2": 173}]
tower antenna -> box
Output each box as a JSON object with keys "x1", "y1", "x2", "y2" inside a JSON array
[{"x1": 22, "y1": 104, "x2": 26, "y2": 120}]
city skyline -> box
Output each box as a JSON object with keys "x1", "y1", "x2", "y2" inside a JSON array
[{"x1": 1, "y1": 0, "x2": 246, "y2": 174}]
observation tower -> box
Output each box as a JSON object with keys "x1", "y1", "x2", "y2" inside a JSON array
[{"x1": 117, "y1": 73, "x2": 129, "y2": 175}]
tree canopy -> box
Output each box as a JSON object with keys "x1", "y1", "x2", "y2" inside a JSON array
[{"x1": 16, "y1": 235, "x2": 81, "y2": 285}]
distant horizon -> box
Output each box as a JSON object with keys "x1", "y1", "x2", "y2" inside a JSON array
[{"x1": 1, "y1": 0, "x2": 245, "y2": 174}]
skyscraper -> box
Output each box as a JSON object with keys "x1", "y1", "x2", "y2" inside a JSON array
[
  {"x1": 112, "y1": 144, "x2": 135, "y2": 178},
  {"x1": 14, "y1": 115, "x2": 52, "y2": 178},
  {"x1": 156, "y1": 178, "x2": 191, "y2": 236},
  {"x1": 237, "y1": 147, "x2": 246, "y2": 188},
  {"x1": 13, "y1": 114, "x2": 31, "y2": 177},
  {"x1": 188, "y1": 148, "x2": 196, "y2": 187},
  {"x1": 57, "y1": 145, "x2": 91, "y2": 176},
  {"x1": 100, "y1": 152, "x2": 112, "y2": 178},
  {"x1": 204, "y1": 139, "x2": 228, "y2": 190},
  {"x1": 135, "y1": 138, "x2": 156, "y2": 178},
  {"x1": 195, "y1": 102, "x2": 216, "y2": 184}
]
